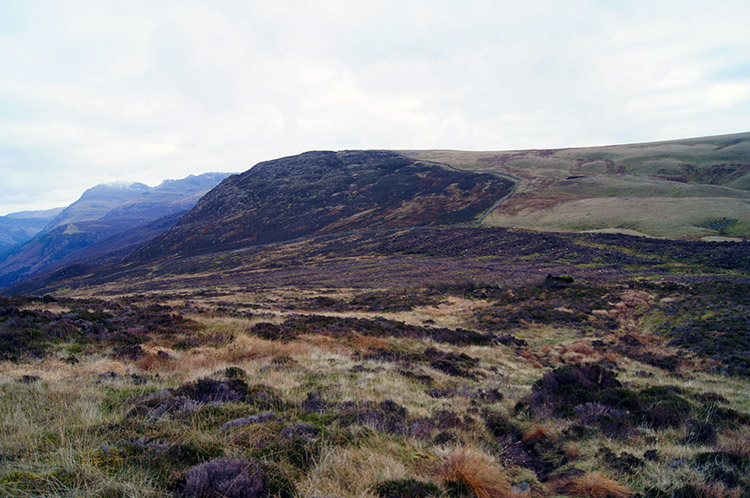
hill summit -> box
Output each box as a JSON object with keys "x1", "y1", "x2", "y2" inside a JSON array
[{"x1": 132, "y1": 150, "x2": 515, "y2": 260}]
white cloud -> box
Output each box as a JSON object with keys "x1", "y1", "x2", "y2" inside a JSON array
[{"x1": 1, "y1": 0, "x2": 749, "y2": 213}]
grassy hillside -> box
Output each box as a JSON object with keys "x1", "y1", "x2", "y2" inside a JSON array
[
  {"x1": 1, "y1": 226, "x2": 749, "y2": 497},
  {"x1": 405, "y1": 132, "x2": 750, "y2": 238}
]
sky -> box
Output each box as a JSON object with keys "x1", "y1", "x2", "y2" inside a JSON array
[{"x1": 1, "y1": 0, "x2": 749, "y2": 215}]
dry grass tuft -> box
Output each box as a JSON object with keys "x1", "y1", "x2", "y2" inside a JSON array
[
  {"x1": 521, "y1": 425, "x2": 549, "y2": 446},
  {"x1": 717, "y1": 427, "x2": 750, "y2": 458},
  {"x1": 564, "y1": 442, "x2": 581, "y2": 459},
  {"x1": 440, "y1": 446, "x2": 513, "y2": 498},
  {"x1": 136, "y1": 352, "x2": 173, "y2": 371},
  {"x1": 136, "y1": 334, "x2": 339, "y2": 374},
  {"x1": 299, "y1": 444, "x2": 408, "y2": 497},
  {"x1": 685, "y1": 482, "x2": 742, "y2": 498},
  {"x1": 346, "y1": 333, "x2": 391, "y2": 351},
  {"x1": 557, "y1": 472, "x2": 632, "y2": 498}
]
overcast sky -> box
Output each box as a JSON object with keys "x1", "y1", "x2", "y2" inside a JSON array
[{"x1": 1, "y1": 0, "x2": 749, "y2": 214}]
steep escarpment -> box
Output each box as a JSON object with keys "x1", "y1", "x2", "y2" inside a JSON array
[{"x1": 132, "y1": 150, "x2": 514, "y2": 260}]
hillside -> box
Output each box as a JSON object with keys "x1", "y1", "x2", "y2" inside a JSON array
[
  {"x1": 6, "y1": 133, "x2": 750, "y2": 295},
  {"x1": 406, "y1": 132, "x2": 750, "y2": 238},
  {"x1": 0, "y1": 207, "x2": 63, "y2": 252},
  {"x1": 130, "y1": 150, "x2": 515, "y2": 261},
  {"x1": 1, "y1": 224, "x2": 748, "y2": 497},
  {"x1": 45, "y1": 182, "x2": 151, "y2": 230},
  {"x1": 0, "y1": 173, "x2": 230, "y2": 289}
]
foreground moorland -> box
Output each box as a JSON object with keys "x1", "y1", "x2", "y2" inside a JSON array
[{"x1": 1, "y1": 226, "x2": 749, "y2": 497}]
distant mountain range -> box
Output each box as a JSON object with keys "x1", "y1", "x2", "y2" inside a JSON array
[
  {"x1": 44, "y1": 182, "x2": 152, "y2": 230},
  {"x1": 0, "y1": 207, "x2": 64, "y2": 252},
  {"x1": 0, "y1": 173, "x2": 230, "y2": 289},
  {"x1": 45, "y1": 174, "x2": 230, "y2": 230}
]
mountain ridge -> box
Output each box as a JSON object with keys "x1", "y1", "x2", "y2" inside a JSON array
[
  {"x1": 0, "y1": 207, "x2": 64, "y2": 252},
  {"x1": 0, "y1": 172, "x2": 230, "y2": 289},
  {"x1": 127, "y1": 150, "x2": 515, "y2": 262},
  {"x1": 45, "y1": 182, "x2": 151, "y2": 230}
]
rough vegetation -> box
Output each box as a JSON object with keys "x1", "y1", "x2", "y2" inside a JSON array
[{"x1": 1, "y1": 233, "x2": 748, "y2": 497}]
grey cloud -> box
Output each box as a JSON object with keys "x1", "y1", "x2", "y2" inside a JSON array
[{"x1": 0, "y1": 0, "x2": 749, "y2": 214}]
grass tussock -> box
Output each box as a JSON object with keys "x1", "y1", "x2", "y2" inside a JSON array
[
  {"x1": 717, "y1": 427, "x2": 750, "y2": 458},
  {"x1": 439, "y1": 446, "x2": 513, "y2": 498},
  {"x1": 300, "y1": 445, "x2": 409, "y2": 497},
  {"x1": 520, "y1": 425, "x2": 549, "y2": 446},
  {"x1": 555, "y1": 472, "x2": 632, "y2": 498},
  {"x1": 680, "y1": 482, "x2": 743, "y2": 498}
]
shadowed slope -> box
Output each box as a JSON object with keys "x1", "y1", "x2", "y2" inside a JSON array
[
  {"x1": 0, "y1": 208, "x2": 63, "y2": 252},
  {"x1": 0, "y1": 173, "x2": 230, "y2": 289},
  {"x1": 131, "y1": 150, "x2": 514, "y2": 261}
]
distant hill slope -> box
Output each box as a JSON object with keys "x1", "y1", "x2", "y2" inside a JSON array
[
  {"x1": 45, "y1": 173, "x2": 230, "y2": 230},
  {"x1": 0, "y1": 207, "x2": 63, "y2": 252},
  {"x1": 100, "y1": 173, "x2": 231, "y2": 223},
  {"x1": 45, "y1": 182, "x2": 151, "y2": 230},
  {"x1": 130, "y1": 150, "x2": 515, "y2": 261},
  {"x1": 0, "y1": 173, "x2": 230, "y2": 289},
  {"x1": 406, "y1": 132, "x2": 750, "y2": 238}
]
